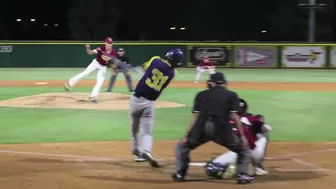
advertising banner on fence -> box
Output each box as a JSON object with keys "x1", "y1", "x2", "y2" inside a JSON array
[
  {"x1": 331, "y1": 47, "x2": 336, "y2": 68},
  {"x1": 282, "y1": 46, "x2": 326, "y2": 67},
  {"x1": 188, "y1": 46, "x2": 230, "y2": 67},
  {"x1": 0, "y1": 45, "x2": 13, "y2": 67},
  {"x1": 234, "y1": 46, "x2": 277, "y2": 67}
]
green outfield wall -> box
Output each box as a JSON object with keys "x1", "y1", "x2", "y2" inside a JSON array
[{"x1": 0, "y1": 42, "x2": 335, "y2": 68}]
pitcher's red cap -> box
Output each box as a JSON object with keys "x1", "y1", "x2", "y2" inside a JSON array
[{"x1": 105, "y1": 37, "x2": 113, "y2": 44}]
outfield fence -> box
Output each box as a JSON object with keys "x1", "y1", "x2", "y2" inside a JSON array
[{"x1": 0, "y1": 41, "x2": 335, "y2": 68}]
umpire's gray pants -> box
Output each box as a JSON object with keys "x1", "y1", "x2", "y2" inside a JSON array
[{"x1": 175, "y1": 118, "x2": 250, "y2": 177}]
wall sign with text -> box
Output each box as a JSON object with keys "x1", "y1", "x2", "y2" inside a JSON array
[
  {"x1": 282, "y1": 46, "x2": 326, "y2": 67},
  {"x1": 234, "y1": 46, "x2": 277, "y2": 67},
  {"x1": 188, "y1": 46, "x2": 230, "y2": 67},
  {"x1": 0, "y1": 46, "x2": 13, "y2": 53}
]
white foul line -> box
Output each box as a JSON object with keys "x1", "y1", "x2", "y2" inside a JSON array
[
  {"x1": 85, "y1": 168, "x2": 175, "y2": 173},
  {"x1": 0, "y1": 149, "x2": 203, "y2": 167},
  {"x1": 0, "y1": 149, "x2": 169, "y2": 162},
  {"x1": 0, "y1": 150, "x2": 123, "y2": 161},
  {"x1": 291, "y1": 158, "x2": 330, "y2": 172},
  {"x1": 275, "y1": 168, "x2": 329, "y2": 172},
  {"x1": 0, "y1": 149, "x2": 333, "y2": 172},
  {"x1": 267, "y1": 148, "x2": 336, "y2": 159}
]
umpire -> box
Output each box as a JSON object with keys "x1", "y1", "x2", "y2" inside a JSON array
[
  {"x1": 106, "y1": 48, "x2": 134, "y2": 92},
  {"x1": 173, "y1": 72, "x2": 253, "y2": 184}
]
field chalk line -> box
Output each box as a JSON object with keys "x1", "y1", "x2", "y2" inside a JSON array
[
  {"x1": 0, "y1": 148, "x2": 334, "y2": 170},
  {"x1": 291, "y1": 158, "x2": 330, "y2": 172},
  {"x1": 0, "y1": 149, "x2": 169, "y2": 162},
  {"x1": 266, "y1": 148, "x2": 336, "y2": 160},
  {"x1": 275, "y1": 168, "x2": 329, "y2": 172}
]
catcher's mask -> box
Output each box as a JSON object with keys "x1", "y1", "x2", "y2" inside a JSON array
[{"x1": 238, "y1": 98, "x2": 248, "y2": 115}]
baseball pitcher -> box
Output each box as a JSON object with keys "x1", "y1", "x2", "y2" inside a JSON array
[
  {"x1": 64, "y1": 37, "x2": 117, "y2": 103},
  {"x1": 130, "y1": 48, "x2": 184, "y2": 168}
]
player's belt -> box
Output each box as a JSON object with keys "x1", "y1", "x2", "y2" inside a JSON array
[{"x1": 133, "y1": 93, "x2": 155, "y2": 101}]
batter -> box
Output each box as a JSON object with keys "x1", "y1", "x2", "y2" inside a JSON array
[{"x1": 129, "y1": 48, "x2": 184, "y2": 168}]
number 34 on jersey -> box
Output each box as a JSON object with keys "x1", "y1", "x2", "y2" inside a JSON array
[{"x1": 146, "y1": 68, "x2": 169, "y2": 91}]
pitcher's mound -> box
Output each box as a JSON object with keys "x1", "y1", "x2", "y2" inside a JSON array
[{"x1": 0, "y1": 92, "x2": 186, "y2": 111}]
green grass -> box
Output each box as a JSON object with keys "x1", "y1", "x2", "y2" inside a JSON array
[
  {"x1": 0, "y1": 85, "x2": 335, "y2": 143},
  {"x1": 0, "y1": 68, "x2": 335, "y2": 82},
  {"x1": 0, "y1": 68, "x2": 335, "y2": 144}
]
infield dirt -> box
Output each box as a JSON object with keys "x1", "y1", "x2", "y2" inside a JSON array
[{"x1": 0, "y1": 80, "x2": 335, "y2": 189}]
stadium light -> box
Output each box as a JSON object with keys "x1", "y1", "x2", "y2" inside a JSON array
[
  {"x1": 180, "y1": 27, "x2": 186, "y2": 30},
  {"x1": 16, "y1": 19, "x2": 21, "y2": 22},
  {"x1": 170, "y1": 27, "x2": 176, "y2": 30},
  {"x1": 261, "y1": 30, "x2": 267, "y2": 33},
  {"x1": 54, "y1": 24, "x2": 59, "y2": 26},
  {"x1": 298, "y1": 0, "x2": 328, "y2": 42},
  {"x1": 44, "y1": 24, "x2": 48, "y2": 26},
  {"x1": 30, "y1": 19, "x2": 36, "y2": 22}
]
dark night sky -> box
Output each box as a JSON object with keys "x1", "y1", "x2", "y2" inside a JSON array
[{"x1": 0, "y1": 0, "x2": 334, "y2": 41}]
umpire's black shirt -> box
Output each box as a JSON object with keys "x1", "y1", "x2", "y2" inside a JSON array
[
  {"x1": 117, "y1": 54, "x2": 131, "y2": 64},
  {"x1": 192, "y1": 86, "x2": 240, "y2": 122}
]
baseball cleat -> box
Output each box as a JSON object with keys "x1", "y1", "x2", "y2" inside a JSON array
[
  {"x1": 132, "y1": 150, "x2": 146, "y2": 162},
  {"x1": 89, "y1": 97, "x2": 97, "y2": 103},
  {"x1": 236, "y1": 173, "x2": 254, "y2": 184},
  {"x1": 255, "y1": 167, "x2": 268, "y2": 176},
  {"x1": 142, "y1": 151, "x2": 160, "y2": 168},
  {"x1": 172, "y1": 173, "x2": 185, "y2": 182},
  {"x1": 64, "y1": 82, "x2": 72, "y2": 92},
  {"x1": 134, "y1": 155, "x2": 146, "y2": 162},
  {"x1": 194, "y1": 81, "x2": 199, "y2": 83},
  {"x1": 105, "y1": 89, "x2": 111, "y2": 92}
]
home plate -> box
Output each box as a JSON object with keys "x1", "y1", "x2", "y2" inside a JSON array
[
  {"x1": 189, "y1": 162, "x2": 206, "y2": 167},
  {"x1": 35, "y1": 82, "x2": 48, "y2": 85}
]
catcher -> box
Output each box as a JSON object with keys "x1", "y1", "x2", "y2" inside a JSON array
[{"x1": 205, "y1": 98, "x2": 272, "y2": 179}]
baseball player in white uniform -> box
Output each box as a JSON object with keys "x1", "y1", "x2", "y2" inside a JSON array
[
  {"x1": 64, "y1": 37, "x2": 117, "y2": 103},
  {"x1": 194, "y1": 56, "x2": 215, "y2": 83}
]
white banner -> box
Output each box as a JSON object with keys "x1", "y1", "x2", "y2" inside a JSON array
[
  {"x1": 331, "y1": 47, "x2": 336, "y2": 68},
  {"x1": 282, "y1": 46, "x2": 325, "y2": 67}
]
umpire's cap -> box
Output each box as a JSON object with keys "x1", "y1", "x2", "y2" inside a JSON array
[
  {"x1": 209, "y1": 72, "x2": 227, "y2": 84},
  {"x1": 118, "y1": 48, "x2": 125, "y2": 52}
]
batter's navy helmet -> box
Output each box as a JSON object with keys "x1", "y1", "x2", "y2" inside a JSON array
[{"x1": 165, "y1": 48, "x2": 184, "y2": 67}]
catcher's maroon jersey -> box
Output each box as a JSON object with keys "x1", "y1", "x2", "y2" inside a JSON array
[
  {"x1": 231, "y1": 115, "x2": 264, "y2": 149},
  {"x1": 95, "y1": 46, "x2": 117, "y2": 66}
]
